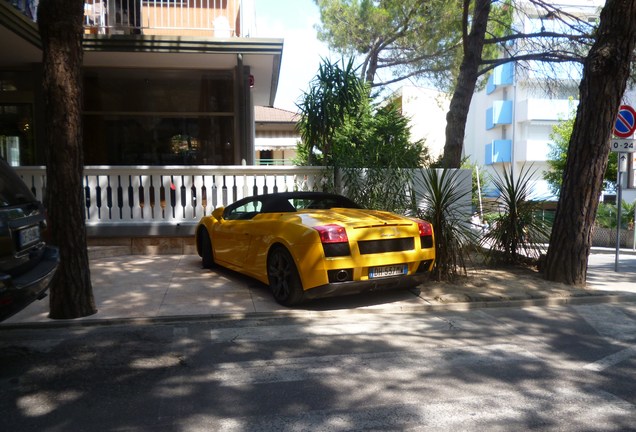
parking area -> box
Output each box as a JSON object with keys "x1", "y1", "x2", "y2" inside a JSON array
[
  {"x1": 2, "y1": 254, "x2": 431, "y2": 325},
  {"x1": 3, "y1": 252, "x2": 636, "y2": 326}
]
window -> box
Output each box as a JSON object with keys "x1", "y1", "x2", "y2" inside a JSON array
[
  {"x1": 0, "y1": 105, "x2": 36, "y2": 166},
  {"x1": 83, "y1": 68, "x2": 235, "y2": 165},
  {"x1": 225, "y1": 199, "x2": 263, "y2": 220}
]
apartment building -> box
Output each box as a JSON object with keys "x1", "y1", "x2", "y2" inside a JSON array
[
  {"x1": 464, "y1": 0, "x2": 607, "y2": 202},
  {"x1": 390, "y1": 85, "x2": 450, "y2": 161},
  {"x1": 0, "y1": 0, "x2": 283, "y2": 167}
]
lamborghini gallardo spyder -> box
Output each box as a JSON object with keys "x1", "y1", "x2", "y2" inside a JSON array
[{"x1": 195, "y1": 192, "x2": 435, "y2": 306}]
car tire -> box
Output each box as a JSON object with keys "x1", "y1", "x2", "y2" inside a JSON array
[
  {"x1": 199, "y1": 229, "x2": 215, "y2": 269},
  {"x1": 267, "y1": 247, "x2": 304, "y2": 306}
]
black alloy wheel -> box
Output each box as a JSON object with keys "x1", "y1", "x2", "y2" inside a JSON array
[
  {"x1": 267, "y1": 247, "x2": 304, "y2": 306},
  {"x1": 200, "y1": 229, "x2": 215, "y2": 269}
]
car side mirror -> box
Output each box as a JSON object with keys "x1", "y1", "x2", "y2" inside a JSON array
[{"x1": 212, "y1": 207, "x2": 224, "y2": 221}]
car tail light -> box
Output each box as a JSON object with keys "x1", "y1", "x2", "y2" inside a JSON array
[
  {"x1": 314, "y1": 224, "x2": 348, "y2": 243},
  {"x1": 415, "y1": 220, "x2": 433, "y2": 237},
  {"x1": 415, "y1": 219, "x2": 434, "y2": 249}
]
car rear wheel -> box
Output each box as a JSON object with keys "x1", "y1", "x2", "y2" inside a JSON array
[
  {"x1": 199, "y1": 229, "x2": 215, "y2": 269},
  {"x1": 267, "y1": 247, "x2": 304, "y2": 306}
]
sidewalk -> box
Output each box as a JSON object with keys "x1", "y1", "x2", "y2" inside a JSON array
[{"x1": 2, "y1": 251, "x2": 636, "y2": 327}]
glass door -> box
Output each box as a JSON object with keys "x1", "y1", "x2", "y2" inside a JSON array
[{"x1": 0, "y1": 105, "x2": 34, "y2": 166}]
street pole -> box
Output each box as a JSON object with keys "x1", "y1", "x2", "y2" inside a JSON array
[
  {"x1": 615, "y1": 153, "x2": 627, "y2": 272},
  {"x1": 633, "y1": 199, "x2": 636, "y2": 251}
]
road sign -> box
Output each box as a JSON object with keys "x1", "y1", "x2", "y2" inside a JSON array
[
  {"x1": 610, "y1": 139, "x2": 636, "y2": 153},
  {"x1": 619, "y1": 154, "x2": 628, "y2": 172},
  {"x1": 614, "y1": 105, "x2": 636, "y2": 138}
]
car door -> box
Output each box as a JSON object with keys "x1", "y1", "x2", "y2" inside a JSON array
[{"x1": 213, "y1": 199, "x2": 262, "y2": 268}]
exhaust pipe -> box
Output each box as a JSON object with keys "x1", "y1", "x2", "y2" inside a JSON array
[{"x1": 335, "y1": 269, "x2": 349, "y2": 282}]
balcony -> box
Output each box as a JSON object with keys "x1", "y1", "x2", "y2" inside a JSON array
[
  {"x1": 486, "y1": 63, "x2": 514, "y2": 95},
  {"x1": 83, "y1": 0, "x2": 245, "y2": 36},
  {"x1": 485, "y1": 139, "x2": 512, "y2": 165},
  {"x1": 517, "y1": 139, "x2": 552, "y2": 162},
  {"x1": 486, "y1": 100, "x2": 513, "y2": 130},
  {"x1": 515, "y1": 98, "x2": 575, "y2": 123},
  {"x1": 4, "y1": 0, "x2": 249, "y2": 36}
]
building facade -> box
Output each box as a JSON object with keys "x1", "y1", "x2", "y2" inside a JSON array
[
  {"x1": 391, "y1": 85, "x2": 450, "y2": 161},
  {"x1": 464, "y1": 62, "x2": 578, "y2": 201},
  {"x1": 0, "y1": 0, "x2": 283, "y2": 168},
  {"x1": 254, "y1": 105, "x2": 299, "y2": 165}
]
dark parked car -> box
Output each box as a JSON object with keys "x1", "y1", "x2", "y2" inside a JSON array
[{"x1": 0, "y1": 158, "x2": 58, "y2": 321}]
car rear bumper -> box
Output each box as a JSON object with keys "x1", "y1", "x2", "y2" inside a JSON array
[
  {"x1": 303, "y1": 271, "x2": 430, "y2": 301},
  {"x1": 0, "y1": 246, "x2": 59, "y2": 321}
]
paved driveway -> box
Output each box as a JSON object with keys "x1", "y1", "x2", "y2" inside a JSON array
[{"x1": 2, "y1": 252, "x2": 636, "y2": 326}]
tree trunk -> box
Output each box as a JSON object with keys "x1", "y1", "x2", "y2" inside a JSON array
[
  {"x1": 544, "y1": 0, "x2": 636, "y2": 285},
  {"x1": 440, "y1": 0, "x2": 491, "y2": 169},
  {"x1": 38, "y1": 0, "x2": 97, "y2": 318},
  {"x1": 363, "y1": 42, "x2": 380, "y2": 85}
]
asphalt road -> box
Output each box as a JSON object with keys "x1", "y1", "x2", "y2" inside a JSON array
[{"x1": 1, "y1": 303, "x2": 636, "y2": 431}]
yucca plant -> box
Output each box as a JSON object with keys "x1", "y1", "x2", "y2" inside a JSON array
[
  {"x1": 481, "y1": 164, "x2": 551, "y2": 264},
  {"x1": 413, "y1": 168, "x2": 476, "y2": 281}
]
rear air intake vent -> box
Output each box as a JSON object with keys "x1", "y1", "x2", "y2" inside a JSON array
[{"x1": 358, "y1": 238, "x2": 414, "y2": 255}]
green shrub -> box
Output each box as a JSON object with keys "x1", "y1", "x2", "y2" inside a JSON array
[
  {"x1": 413, "y1": 168, "x2": 476, "y2": 281},
  {"x1": 480, "y1": 164, "x2": 552, "y2": 264}
]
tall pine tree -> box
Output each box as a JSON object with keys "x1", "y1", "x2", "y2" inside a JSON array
[{"x1": 38, "y1": 0, "x2": 96, "y2": 318}]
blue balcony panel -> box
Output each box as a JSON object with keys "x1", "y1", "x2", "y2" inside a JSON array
[
  {"x1": 486, "y1": 74, "x2": 496, "y2": 95},
  {"x1": 493, "y1": 62, "x2": 514, "y2": 86},
  {"x1": 486, "y1": 63, "x2": 514, "y2": 94},
  {"x1": 485, "y1": 139, "x2": 512, "y2": 165},
  {"x1": 486, "y1": 100, "x2": 513, "y2": 130}
]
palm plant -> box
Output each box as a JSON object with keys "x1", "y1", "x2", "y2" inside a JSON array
[
  {"x1": 595, "y1": 200, "x2": 636, "y2": 229},
  {"x1": 481, "y1": 164, "x2": 551, "y2": 264},
  {"x1": 296, "y1": 57, "x2": 365, "y2": 166},
  {"x1": 413, "y1": 168, "x2": 476, "y2": 281}
]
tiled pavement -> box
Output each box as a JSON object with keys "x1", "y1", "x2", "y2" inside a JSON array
[{"x1": 2, "y1": 251, "x2": 636, "y2": 327}]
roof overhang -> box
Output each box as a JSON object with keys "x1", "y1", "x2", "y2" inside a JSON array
[
  {"x1": 82, "y1": 36, "x2": 283, "y2": 106},
  {"x1": 0, "y1": 1, "x2": 41, "y2": 66}
]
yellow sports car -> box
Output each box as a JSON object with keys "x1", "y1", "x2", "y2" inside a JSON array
[{"x1": 195, "y1": 192, "x2": 435, "y2": 306}]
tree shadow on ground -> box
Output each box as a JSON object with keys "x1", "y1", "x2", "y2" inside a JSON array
[{"x1": 1, "y1": 301, "x2": 635, "y2": 430}]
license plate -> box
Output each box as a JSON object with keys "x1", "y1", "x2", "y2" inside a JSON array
[
  {"x1": 369, "y1": 264, "x2": 407, "y2": 279},
  {"x1": 19, "y1": 225, "x2": 40, "y2": 248}
]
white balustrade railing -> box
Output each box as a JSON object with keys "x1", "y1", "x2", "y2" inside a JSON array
[
  {"x1": 15, "y1": 165, "x2": 332, "y2": 235},
  {"x1": 83, "y1": 0, "x2": 242, "y2": 35},
  {"x1": 7, "y1": 0, "x2": 244, "y2": 35}
]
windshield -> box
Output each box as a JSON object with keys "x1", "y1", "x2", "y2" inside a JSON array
[{"x1": 0, "y1": 159, "x2": 37, "y2": 207}]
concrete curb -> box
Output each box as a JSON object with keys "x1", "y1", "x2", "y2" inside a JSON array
[{"x1": 2, "y1": 292, "x2": 635, "y2": 331}]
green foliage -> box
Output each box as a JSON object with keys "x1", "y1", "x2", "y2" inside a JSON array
[
  {"x1": 333, "y1": 103, "x2": 427, "y2": 168},
  {"x1": 297, "y1": 58, "x2": 431, "y2": 211},
  {"x1": 336, "y1": 103, "x2": 429, "y2": 211},
  {"x1": 546, "y1": 106, "x2": 617, "y2": 196},
  {"x1": 413, "y1": 169, "x2": 476, "y2": 281},
  {"x1": 296, "y1": 57, "x2": 366, "y2": 166},
  {"x1": 342, "y1": 167, "x2": 415, "y2": 213},
  {"x1": 595, "y1": 201, "x2": 636, "y2": 229},
  {"x1": 315, "y1": 0, "x2": 464, "y2": 88},
  {"x1": 482, "y1": 1, "x2": 514, "y2": 71},
  {"x1": 481, "y1": 164, "x2": 552, "y2": 264},
  {"x1": 315, "y1": 0, "x2": 514, "y2": 91}
]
